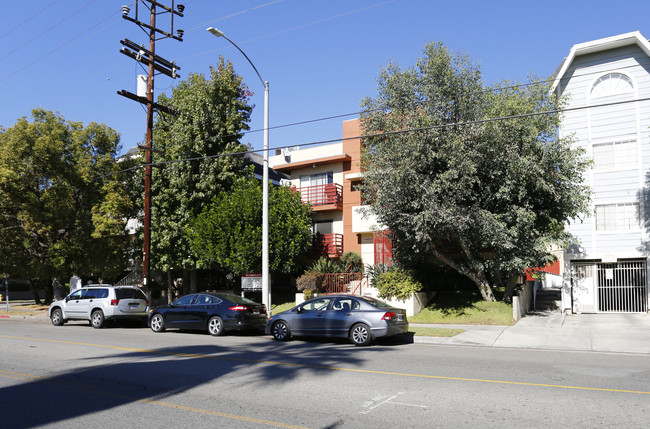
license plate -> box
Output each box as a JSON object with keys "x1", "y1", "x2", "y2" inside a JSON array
[
  {"x1": 397, "y1": 315, "x2": 403, "y2": 321},
  {"x1": 253, "y1": 309, "x2": 260, "y2": 315},
  {"x1": 129, "y1": 303, "x2": 139, "y2": 308}
]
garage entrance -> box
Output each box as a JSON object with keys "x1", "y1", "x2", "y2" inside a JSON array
[{"x1": 571, "y1": 260, "x2": 648, "y2": 313}]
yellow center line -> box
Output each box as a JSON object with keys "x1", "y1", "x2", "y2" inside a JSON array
[{"x1": 2, "y1": 334, "x2": 650, "y2": 396}]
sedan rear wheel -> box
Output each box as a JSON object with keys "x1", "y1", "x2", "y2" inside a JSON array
[
  {"x1": 350, "y1": 323, "x2": 372, "y2": 346},
  {"x1": 150, "y1": 314, "x2": 165, "y2": 332},
  {"x1": 208, "y1": 316, "x2": 224, "y2": 336},
  {"x1": 272, "y1": 320, "x2": 291, "y2": 341}
]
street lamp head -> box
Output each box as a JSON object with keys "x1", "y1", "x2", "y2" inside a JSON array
[{"x1": 206, "y1": 27, "x2": 224, "y2": 38}]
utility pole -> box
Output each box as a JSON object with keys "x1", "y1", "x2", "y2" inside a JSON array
[{"x1": 118, "y1": 1, "x2": 184, "y2": 294}]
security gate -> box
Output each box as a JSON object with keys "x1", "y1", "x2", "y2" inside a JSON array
[{"x1": 571, "y1": 260, "x2": 648, "y2": 313}]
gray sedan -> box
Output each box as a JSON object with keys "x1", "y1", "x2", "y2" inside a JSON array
[{"x1": 265, "y1": 294, "x2": 409, "y2": 346}]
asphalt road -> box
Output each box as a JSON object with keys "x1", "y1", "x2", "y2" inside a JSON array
[{"x1": 1, "y1": 318, "x2": 649, "y2": 428}]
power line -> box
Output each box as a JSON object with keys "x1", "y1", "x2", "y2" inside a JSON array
[
  {"x1": 107, "y1": 94, "x2": 650, "y2": 178},
  {"x1": 0, "y1": 0, "x2": 100, "y2": 62},
  {"x1": 174, "y1": 60, "x2": 650, "y2": 144},
  {"x1": 0, "y1": 6, "x2": 120, "y2": 84},
  {"x1": 0, "y1": 0, "x2": 61, "y2": 41},
  {"x1": 181, "y1": 0, "x2": 398, "y2": 61},
  {"x1": 186, "y1": 0, "x2": 285, "y2": 31}
]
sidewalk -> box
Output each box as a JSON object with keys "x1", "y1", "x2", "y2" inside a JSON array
[{"x1": 412, "y1": 311, "x2": 650, "y2": 354}]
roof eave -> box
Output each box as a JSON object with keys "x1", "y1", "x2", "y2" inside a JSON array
[{"x1": 550, "y1": 31, "x2": 650, "y2": 94}]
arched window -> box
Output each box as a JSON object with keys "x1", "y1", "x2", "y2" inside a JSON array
[{"x1": 590, "y1": 73, "x2": 633, "y2": 98}]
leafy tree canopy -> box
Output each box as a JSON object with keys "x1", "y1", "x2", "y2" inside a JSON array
[
  {"x1": 0, "y1": 108, "x2": 137, "y2": 293},
  {"x1": 360, "y1": 42, "x2": 591, "y2": 301},
  {"x1": 188, "y1": 176, "x2": 312, "y2": 275},
  {"x1": 150, "y1": 57, "x2": 254, "y2": 272}
]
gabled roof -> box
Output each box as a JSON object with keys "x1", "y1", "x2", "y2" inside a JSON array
[{"x1": 550, "y1": 31, "x2": 650, "y2": 93}]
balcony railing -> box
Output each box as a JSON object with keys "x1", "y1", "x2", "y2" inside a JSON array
[
  {"x1": 296, "y1": 183, "x2": 343, "y2": 210},
  {"x1": 312, "y1": 233, "x2": 343, "y2": 258}
]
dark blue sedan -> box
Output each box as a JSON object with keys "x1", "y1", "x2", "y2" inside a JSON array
[
  {"x1": 149, "y1": 293, "x2": 267, "y2": 336},
  {"x1": 265, "y1": 294, "x2": 409, "y2": 346}
]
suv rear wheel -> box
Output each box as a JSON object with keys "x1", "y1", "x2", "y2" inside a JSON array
[{"x1": 91, "y1": 310, "x2": 105, "y2": 329}]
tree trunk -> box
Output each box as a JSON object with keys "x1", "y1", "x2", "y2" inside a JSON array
[
  {"x1": 32, "y1": 280, "x2": 43, "y2": 305},
  {"x1": 468, "y1": 272, "x2": 496, "y2": 302},
  {"x1": 166, "y1": 269, "x2": 173, "y2": 304},
  {"x1": 190, "y1": 269, "x2": 198, "y2": 294},
  {"x1": 503, "y1": 275, "x2": 520, "y2": 303},
  {"x1": 182, "y1": 269, "x2": 189, "y2": 296},
  {"x1": 431, "y1": 242, "x2": 497, "y2": 302}
]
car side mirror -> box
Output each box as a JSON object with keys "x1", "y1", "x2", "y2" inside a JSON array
[
  {"x1": 65, "y1": 296, "x2": 70, "y2": 302},
  {"x1": 296, "y1": 307, "x2": 303, "y2": 313}
]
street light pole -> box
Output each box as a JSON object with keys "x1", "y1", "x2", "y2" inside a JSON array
[
  {"x1": 207, "y1": 27, "x2": 271, "y2": 314},
  {"x1": 262, "y1": 80, "x2": 270, "y2": 314}
]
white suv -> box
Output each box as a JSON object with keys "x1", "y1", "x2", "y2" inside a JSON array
[{"x1": 49, "y1": 285, "x2": 149, "y2": 328}]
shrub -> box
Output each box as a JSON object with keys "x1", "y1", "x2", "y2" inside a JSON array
[
  {"x1": 365, "y1": 263, "x2": 391, "y2": 287},
  {"x1": 309, "y1": 257, "x2": 344, "y2": 274},
  {"x1": 375, "y1": 268, "x2": 423, "y2": 301},
  {"x1": 340, "y1": 251, "x2": 363, "y2": 273},
  {"x1": 296, "y1": 271, "x2": 325, "y2": 293}
]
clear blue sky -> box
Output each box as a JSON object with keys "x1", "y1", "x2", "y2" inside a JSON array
[{"x1": 2, "y1": 0, "x2": 650, "y2": 155}]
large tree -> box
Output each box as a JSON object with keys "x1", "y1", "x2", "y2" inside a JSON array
[
  {"x1": 360, "y1": 42, "x2": 591, "y2": 301},
  {"x1": 150, "y1": 58, "x2": 253, "y2": 277},
  {"x1": 187, "y1": 176, "x2": 312, "y2": 275},
  {"x1": 0, "y1": 109, "x2": 137, "y2": 301}
]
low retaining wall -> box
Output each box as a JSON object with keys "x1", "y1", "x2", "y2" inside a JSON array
[{"x1": 512, "y1": 282, "x2": 533, "y2": 321}]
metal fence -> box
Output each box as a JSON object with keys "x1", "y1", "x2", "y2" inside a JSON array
[
  {"x1": 596, "y1": 261, "x2": 647, "y2": 313},
  {"x1": 572, "y1": 260, "x2": 648, "y2": 313},
  {"x1": 324, "y1": 272, "x2": 367, "y2": 295}
]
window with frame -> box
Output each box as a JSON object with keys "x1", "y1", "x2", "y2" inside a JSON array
[
  {"x1": 590, "y1": 73, "x2": 633, "y2": 98},
  {"x1": 174, "y1": 294, "x2": 197, "y2": 306},
  {"x1": 69, "y1": 289, "x2": 85, "y2": 300},
  {"x1": 592, "y1": 140, "x2": 637, "y2": 170},
  {"x1": 300, "y1": 297, "x2": 331, "y2": 312},
  {"x1": 300, "y1": 171, "x2": 333, "y2": 187},
  {"x1": 595, "y1": 203, "x2": 639, "y2": 231}
]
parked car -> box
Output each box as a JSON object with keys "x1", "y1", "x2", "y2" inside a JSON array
[
  {"x1": 148, "y1": 293, "x2": 268, "y2": 336},
  {"x1": 265, "y1": 294, "x2": 409, "y2": 346},
  {"x1": 48, "y1": 285, "x2": 149, "y2": 328}
]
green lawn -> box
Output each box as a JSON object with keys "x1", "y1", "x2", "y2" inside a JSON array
[
  {"x1": 271, "y1": 301, "x2": 296, "y2": 314},
  {"x1": 409, "y1": 289, "x2": 515, "y2": 326}
]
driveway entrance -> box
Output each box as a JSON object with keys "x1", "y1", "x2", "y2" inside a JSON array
[{"x1": 571, "y1": 260, "x2": 648, "y2": 313}]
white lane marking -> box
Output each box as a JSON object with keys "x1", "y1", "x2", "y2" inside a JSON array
[{"x1": 360, "y1": 392, "x2": 428, "y2": 414}]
